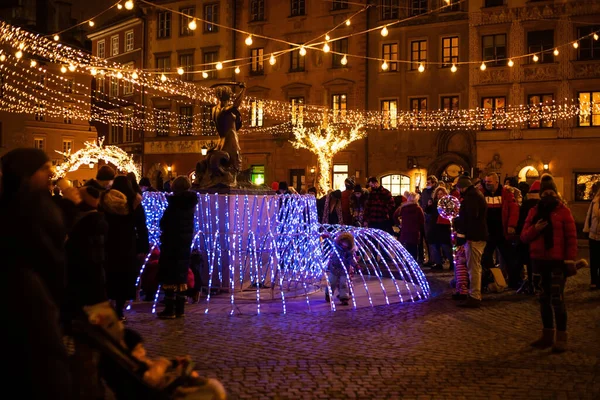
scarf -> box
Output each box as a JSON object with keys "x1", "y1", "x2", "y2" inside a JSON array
[{"x1": 533, "y1": 195, "x2": 559, "y2": 250}]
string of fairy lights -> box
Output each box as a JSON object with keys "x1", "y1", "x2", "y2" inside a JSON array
[{"x1": 0, "y1": 0, "x2": 599, "y2": 133}]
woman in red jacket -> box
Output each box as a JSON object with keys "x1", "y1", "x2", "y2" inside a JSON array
[{"x1": 520, "y1": 174, "x2": 577, "y2": 353}]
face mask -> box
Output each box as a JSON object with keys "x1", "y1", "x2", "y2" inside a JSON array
[{"x1": 426, "y1": 185, "x2": 432, "y2": 189}]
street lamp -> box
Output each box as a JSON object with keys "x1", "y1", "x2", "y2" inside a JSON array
[
  {"x1": 201, "y1": 146, "x2": 208, "y2": 156},
  {"x1": 310, "y1": 166, "x2": 315, "y2": 175}
]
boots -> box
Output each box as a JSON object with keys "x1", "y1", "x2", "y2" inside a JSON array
[
  {"x1": 552, "y1": 331, "x2": 568, "y2": 353},
  {"x1": 175, "y1": 294, "x2": 186, "y2": 318},
  {"x1": 158, "y1": 295, "x2": 176, "y2": 319},
  {"x1": 530, "y1": 328, "x2": 555, "y2": 349}
]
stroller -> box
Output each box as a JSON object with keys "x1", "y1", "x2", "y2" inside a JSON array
[{"x1": 70, "y1": 317, "x2": 226, "y2": 400}]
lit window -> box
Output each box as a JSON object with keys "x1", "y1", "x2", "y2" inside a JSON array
[
  {"x1": 63, "y1": 107, "x2": 72, "y2": 124},
  {"x1": 382, "y1": 43, "x2": 398, "y2": 71},
  {"x1": 441, "y1": 96, "x2": 459, "y2": 111},
  {"x1": 62, "y1": 139, "x2": 73, "y2": 154},
  {"x1": 528, "y1": 94, "x2": 554, "y2": 128},
  {"x1": 381, "y1": 174, "x2": 411, "y2": 196},
  {"x1": 442, "y1": 37, "x2": 459, "y2": 67},
  {"x1": 333, "y1": 164, "x2": 349, "y2": 191},
  {"x1": 179, "y1": 106, "x2": 194, "y2": 135},
  {"x1": 111, "y1": 35, "x2": 119, "y2": 56},
  {"x1": 332, "y1": 94, "x2": 347, "y2": 123},
  {"x1": 290, "y1": 97, "x2": 304, "y2": 126},
  {"x1": 250, "y1": 48, "x2": 264, "y2": 75},
  {"x1": 381, "y1": 99, "x2": 397, "y2": 129},
  {"x1": 155, "y1": 108, "x2": 170, "y2": 136},
  {"x1": 250, "y1": 165, "x2": 265, "y2": 185},
  {"x1": 578, "y1": 91, "x2": 600, "y2": 127},
  {"x1": 251, "y1": 100, "x2": 264, "y2": 127},
  {"x1": 575, "y1": 172, "x2": 600, "y2": 201},
  {"x1": 411, "y1": 40, "x2": 427, "y2": 70},
  {"x1": 34, "y1": 137, "x2": 45, "y2": 150},
  {"x1": 35, "y1": 104, "x2": 45, "y2": 121},
  {"x1": 482, "y1": 96, "x2": 506, "y2": 130}
]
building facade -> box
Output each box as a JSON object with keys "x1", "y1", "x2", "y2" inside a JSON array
[{"x1": 469, "y1": 0, "x2": 600, "y2": 225}]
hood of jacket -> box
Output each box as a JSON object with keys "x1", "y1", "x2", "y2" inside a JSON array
[{"x1": 167, "y1": 190, "x2": 198, "y2": 209}]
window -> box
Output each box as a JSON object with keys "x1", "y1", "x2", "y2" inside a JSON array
[
  {"x1": 333, "y1": 165, "x2": 349, "y2": 192},
  {"x1": 290, "y1": 97, "x2": 304, "y2": 126},
  {"x1": 62, "y1": 139, "x2": 73, "y2": 154},
  {"x1": 250, "y1": 100, "x2": 264, "y2": 127},
  {"x1": 179, "y1": 54, "x2": 194, "y2": 81},
  {"x1": 203, "y1": 52, "x2": 217, "y2": 79},
  {"x1": 382, "y1": 43, "x2": 398, "y2": 71},
  {"x1": 35, "y1": 104, "x2": 45, "y2": 121},
  {"x1": 381, "y1": 174, "x2": 411, "y2": 197},
  {"x1": 110, "y1": 125, "x2": 119, "y2": 144},
  {"x1": 441, "y1": 96, "x2": 459, "y2": 111},
  {"x1": 110, "y1": 78, "x2": 119, "y2": 98},
  {"x1": 37, "y1": 73, "x2": 46, "y2": 89},
  {"x1": 575, "y1": 172, "x2": 600, "y2": 201},
  {"x1": 578, "y1": 91, "x2": 600, "y2": 127},
  {"x1": 291, "y1": 0, "x2": 305, "y2": 16},
  {"x1": 156, "y1": 55, "x2": 171, "y2": 72},
  {"x1": 111, "y1": 35, "x2": 119, "y2": 56},
  {"x1": 410, "y1": 0, "x2": 427, "y2": 16},
  {"x1": 180, "y1": 7, "x2": 195, "y2": 36},
  {"x1": 34, "y1": 137, "x2": 45, "y2": 150},
  {"x1": 578, "y1": 26, "x2": 600, "y2": 61},
  {"x1": 125, "y1": 31, "x2": 134, "y2": 52},
  {"x1": 199, "y1": 104, "x2": 213, "y2": 135},
  {"x1": 332, "y1": 94, "x2": 347, "y2": 123},
  {"x1": 482, "y1": 96, "x2": 506, "y2": 130},
  {"x1": 64, "y1": 107, "x2": 72, "y2": 124},
  {"x1": 484, "y1": 0, "x2": 504, "y2": 6},
  {"x1": 250, "y1": 0, "x2": 265, "y2": 21},
  {"x1": 442, "y1": 36, "x2": 459, "y2": 67},
  {"x1": 250, "y1": 165, "x2": 265, "y2": 186},
  {"x1": 123, "y1": 72, "x2": 133, "y2": 95},
  {"x1": 380, "y1": 0, "x2": 399, "y2": 20},
  {"x1": 158, "y1": 11, "x2": 172, "y2": 38},
  {"x1": 482, "y1": 34, "x2": 507, "y2": 67},
  {"x1": 332, "y1": 0, "x2": 348, "y2": 10},
  {"x1": 528, "y1": 94, "x2": 553, "y2": 128},
  {"x1": 381, "y1": 100, "x2": 398, "y2": 129},
  {"x1": 204, "y1": 4, "x2": 219, "y2": 32},
  {"x1": 251, "y1": 48, "x2": 264, "y2": 75},
  {"x1": 527, "y1": 30, "x2": 554, "y2": 64},
  {"x1": 124, "y1": 112, "x2": 134, "y2": 142},
  {"x1": 155, "y1": 108, "x2": 170, "y2": 136},
  {"x1": 179, "y1": 106, "x2": 193, "y2": 135},
  {"x1": 289, "y1": 46, "x2": 305, "y2": 72},
  {"x1": 332, "y1": 38, "x2": 348, "y2": 67},
  {"x1": 97, "y1": 40, "x2": 105, "y2": 58},
  {"x1": 95, "y1": 75, "x2": 106, "y2": 95},
  {"x1": 65, "y1": 79, "x2": 74, "y2": 94},
  {"x1": 411, "y1": 97, "x2": 427, "y2": 126},
  {"x1": 411, "y1": 40, "x2": 427, "y2": 70},
  {"x1": 442, "y1": 0, "x2": 460, "y2": 12}
]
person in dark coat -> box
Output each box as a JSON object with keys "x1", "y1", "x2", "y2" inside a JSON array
[
  {"x1": 139, "y1": 177, "x2": 158, "y2": 193},
  {"x1": 396, "y1": 192, "x2": 425, "y2": 261},
  {"x1": 101, "y1": 176, "x2": 149, "y2": 320},
  {"x1": 424, "y1": 186, "x2": 454, "y2": 270},
  {"x1": 516, "y1": 180, "x2": 541, "y2": 294},
  {"x1": 157, "y1": 176, "x2": 198, "y2": 319}
]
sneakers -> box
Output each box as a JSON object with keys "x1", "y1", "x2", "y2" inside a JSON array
[{"x1": 458, "y1": 296, "x2": 481, "y2": 308}]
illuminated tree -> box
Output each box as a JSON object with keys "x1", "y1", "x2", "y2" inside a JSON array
[{"x1": 290, "y1": 124, "x2": 365, "y2": 196}]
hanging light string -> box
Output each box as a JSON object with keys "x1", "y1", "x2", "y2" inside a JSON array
[{"x1": 48, "y1": 1, "x2": 123, "y2": 40}]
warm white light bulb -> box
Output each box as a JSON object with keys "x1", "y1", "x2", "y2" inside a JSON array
[
  {"x1": 341, "y1": 54, "x2": 348, "y2": 65},
  {"x1": 299, "y1": 46, "x2": 306, "y2": 56},
  {"x1": 202, "y1": 71, "x2": 208, "y2": 78},
  {"x1": 381, "y1": 26, "x2": 388, "y2": 37},
  {"x1": 346, "y1": 19, "x2": 351, "y2": 26},
  {"x1": 573, "y1": 41, "x2": 579, "y2": 48},
  {"x1": 54, "y1": 34, "x2": 60, "y2": 41},
  {"x1": 68, "y1": 64, "x2": 76, "y2": 72},
  {"x1": 325, "y1": 34, "x2": 330, "y2": 41},
  {"x1": 216, "y1": 62, "x2": 223, "y2": 70},
  {"x1": 117, "y1": 3, "x2": 123, "y2": 9},
  {"x1": 418, "y1": 63, "x2": 425, "y2": 72},
  {"x1": 188, "y1": 19, "x2": 197, "y2": 31},
  {"x1": 553, "y1": 48, "x2": 559, "y2": 56},
  {"x1": 124, "y1": 0, "x2": 133, "y2": 10},
  {"x1": 61, "y1": 65, "x2": 67, "y2": 73},
  {"x1": 116, "y1": 71, "x2": 123, "y2": 79},
  {"x1": 177, "y1": 67, "x2": 184, "y2": 75},
  {"x1": 381, "y1": 60, "x2": 388, "y2": 70},
  {"x1": 532, "y1": 54, "x2": 539, "y2": 62},
  {"x1": 234, "y1": 66, "x2": 240, "y2": 74},
  {"x1": 160, "y1": 74, "x2": 167, "y2": 82},
  {"x1": 131, "y1": 71, "x2": 138, "y2": 79},
  {"x1": 19, "y1": 42, "x2": 25, "y2": 50},
  {"x1": 269, "y1": 54, "x2": 276, "y2": 65},
  {"x1": 245, "y1": 35, "x2": 253, "y2": 46},
  {"x1": 89, "y1": 20, "x2": 95, "y2": 27},
  {"x1": 30, "y1": 60, "x2": 37, "y2": 67},
  {"x1": 90, "y1": 68, "x2": 97, "y2": 76},
  {"x1": 480, "y1": 62, "x2": 486, "y2": 71},
  {"x1": 323, "y1": 43, "x2": 330, "y2": 53},
  {"x1": 15, "y1": 50, "x2": 23, "y2": 59},
  {"x1": 594, "y1": 33, "x2": 599, "y2": 41},
  {"x1": 508, "y1": 59, "x2": 514, "y2": 67},
  {"x1": 0, "y1": 54, "x2": 5, "y2": 62},
  {"x1": 451, "y1": 64, "x2": 457, "y2": 72}
]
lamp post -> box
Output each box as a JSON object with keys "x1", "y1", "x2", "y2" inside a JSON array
[{"x1": 201, "y1": 146, "x2": 208, "y2": 156}]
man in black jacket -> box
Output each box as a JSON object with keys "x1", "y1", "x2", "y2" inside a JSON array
[{"x1": 454, "y1": 175, "x2": 488, "y2": 307}]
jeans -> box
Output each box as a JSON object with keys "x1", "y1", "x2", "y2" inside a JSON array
[
  {"x1": 465, "y1": 240, "x2": 486, "y2": 300},
  {"x1": 590, "y1": 239, "x2": 600, "y2": 287},
  {"x1": 482, "y1": 234, "x2": 519, "y2": 287},
  {"x1": 532, "y1": 259, "x2": 567, "y2": 331},
  {"x1": 328, "y1": 272, "x2": 349, "y2": 301}
]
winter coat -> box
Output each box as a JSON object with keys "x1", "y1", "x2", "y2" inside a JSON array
[
  {"x1": 424, "y1": 199, "x2": 452, "y2": 245},
  {"x1": 349, "y1": 192, "x2": 368, "y2": 227},
  {"x1": 397, "y1": 202, "x2": 425, "y2": 245},
  {"x1": 583, "y1": 195, "x2": 600, "y2": 241},
  {"x1": 341, "y1": 189, "x2": 353, "y2": 226},
  {"x1": 480, "y1": 186, "x2": 519, "y2": 239},
  {"x1": 455, "y1": 186, "x2": 488, "y2": 242},
  {"x1": 521, "y1": 202, "x2": 577, "y2": 262},
  {"x1": 103, "y1": 194, "x2": 149, "y2": 301},
  {"x1": 322, "y1": 195, "x2": 343, "y2": 224},
  {"x1": 364, "y1": 186, "x2": 395, "y2": 224},
  {"x1": 327, "y1": 244, "x2": 357, "y2": 277},
  {"x1": 418, "y1": 186, "x2": 436, "y2": 215},
  {"x1": 64, "y1": 207, "x2": 109, "y2": 316},
  {"x1": 158, "y1": 191, "x2": 198, "y2": 286},
  {"x1": 517, "y1": 196, "x2": 540, "y2": 235}
]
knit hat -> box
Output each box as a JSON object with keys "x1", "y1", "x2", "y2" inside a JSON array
[
  {"x1": 529, "y1": 180, "x2": 541, "y2": 193},
  {"x1": 539, "y1": 174, "x2": 558, "y2": 195},
  {"x1": 96, "y1": 165, "x2": 116, "y2": 181},
  {"x1": 79, "y1": 186, "x2": 100, "y2": 209},
  {"x1": 101, "y1": 189, "x2": 129, "y2": 215},
  {"x1": 1, "y1": 148, "x2": 50, "y2": 195},
  {"x1": 456, "y1": 175, "x2": 472, "y2": 189},
  {"x1": 172, "y1": 175, "x2": 191, "y2": 194},
  {"x1": 344, "y1": 177, "x2": 355, "y2": 188}
]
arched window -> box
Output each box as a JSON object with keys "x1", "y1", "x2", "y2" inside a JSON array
[{"x1": 381, "y1": 174, "x2": 411, "y2": 196}]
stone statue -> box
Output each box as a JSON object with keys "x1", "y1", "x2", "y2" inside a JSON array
[{"x1": 486, "y1": 154, "x2": 503, "y2": 173}]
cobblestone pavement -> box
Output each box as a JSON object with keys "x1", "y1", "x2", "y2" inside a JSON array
[{"x1": 127, "y1": 251, "x2": 600, "y2": 400}]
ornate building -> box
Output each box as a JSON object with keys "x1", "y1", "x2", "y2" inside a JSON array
[{"x1": 469, "y1": 0, "x2": 600, "y2": 225}]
